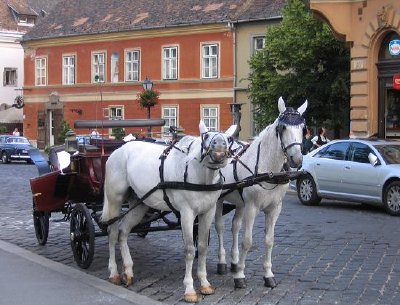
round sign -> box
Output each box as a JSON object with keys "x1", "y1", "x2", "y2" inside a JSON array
[{"x1": 389, "y1": 39, "x2": 400, "y2": 56}]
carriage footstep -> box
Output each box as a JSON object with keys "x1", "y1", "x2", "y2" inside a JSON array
[
  {"x1": 217, "y1": 263, "x2": 227, "y2": 274},
  {"x1": 263, "y1": 276, "x2": 277, "y2": 288},
  {"x1": 108, "y1": 275, "x2": 121, "y2": 285},
  {"x1": 234, "y1": 278, "x2": 246, "y2": 289},
  {"x1": 199, "y1": 285, "x2": 215, "y2": 295},
  {"x1": 184, "y1": 292, "x2": 199, "y2": 303}
]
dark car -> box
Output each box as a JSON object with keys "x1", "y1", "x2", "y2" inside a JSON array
[{"x1": 0, "y1": 135, "x2": 38, "y2": 164}]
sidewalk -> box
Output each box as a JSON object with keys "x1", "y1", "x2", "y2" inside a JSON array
[{"x1": 0, "y1": 240, "x2": 164, "y2": 305}]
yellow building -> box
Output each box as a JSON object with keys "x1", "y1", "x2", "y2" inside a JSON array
[{"x1": 310, "y1": 0, "x2": 400, "y2": 138}]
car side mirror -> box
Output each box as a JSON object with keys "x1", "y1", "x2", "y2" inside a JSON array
[{"x1": 368, "y1": 152, "x2": 379, "y2": 166}]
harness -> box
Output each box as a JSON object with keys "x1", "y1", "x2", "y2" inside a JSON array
[{"x1": 220, "y1": 107, "x2": 305, "y2": 200}]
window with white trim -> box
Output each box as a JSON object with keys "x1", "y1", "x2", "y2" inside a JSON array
[
  {"x1": 201, "y1": 106, "x2": 219, "y2": 131},
  {"x1": 162, "y1": 106, "x2": 178, "y2": 134},
  {"x1": 202, "y1": 44, "x2": 218, "y2": 78},
  {"x1": 109, "y1": 106, "x2": 124, "y2": 120},
  {"x1": 62, "y1": 55, "x2": 75, "y2": 85},
  {"x1": 125, "y1": 50, "x2": 140, "y2": 81},
  {"x1": 3, "y1": 68, "x2": 17, "y2": 86},
  {"x1": 163, "y1": 47, "x2": 178, "y2": 80},
  {"x1": 92, "y1": 52, "x2": 105, "y2": 82},
  {"x1": 35, "y1": 57, "x2": 47, "y2": 86},
  {"x1": 252, "y1": 36, "x2": 265, "y2": 54}
]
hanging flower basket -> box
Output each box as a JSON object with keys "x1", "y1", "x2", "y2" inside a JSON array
[{"x1": 137, "y1": 89, "x2": 160, "y2": 109}]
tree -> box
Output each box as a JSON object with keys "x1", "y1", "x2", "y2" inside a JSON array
[{"x1": 248, "y1": 0, "x2": 350, "y2": 137}]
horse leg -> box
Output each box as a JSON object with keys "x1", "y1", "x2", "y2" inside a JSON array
[
  {"x1": 230, "y1": 205, "x2": 244, "y2": 273},
  {"x1": 215, "y1": 200, "x2": 227, "y2": 274},
  {"x1": 180, "y1": 211, "x2": 198, "y2": 303},
  {"x1": 233, "y1": 205, "x2": 257, "y2": 289},
  {"x1": 107, "y1": 221, "x2": 121, "y2": 285},
  {"x1": 197, "y1": 205, "x2": 216, "y2": 296},
  {"x1": 119, "y1": 204, "x2": 149, "y2": 287},
  {"x1": 263, "y1": 201, "x2": 282, "y2": 288}
]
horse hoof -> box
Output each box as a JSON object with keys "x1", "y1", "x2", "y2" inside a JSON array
[
  {"x1": 234, "y1": 278, "x2": 246, "y2": 289},
  {"x1": 121, "y1": 273, "x2": 133, "y2": 287},
  {"x1": 184, "y1": 292, "x2": 199, "y2": 303},
  {"x1": 264, "y1": 276, "x2": 277, "y2": 288},
  {"x1": 217, "y1": 263, "x2": 227, "y2": 274},
  {"x1": 109, "y1": 275, "x2": 121, "y2": 285},
  {"x1": 231, "y1": 263, "x2": 238, "y2": 273},
  {"x1": 200, "y1": 286, "x2": 215, "y2": 295}
]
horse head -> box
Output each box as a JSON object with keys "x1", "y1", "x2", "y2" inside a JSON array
[
  {"x1": 276, "y1": 97, "x2": 308, "y2": 169},
  {"x1": 198, "y1": 121, "x2": 235, "y2": 170}
]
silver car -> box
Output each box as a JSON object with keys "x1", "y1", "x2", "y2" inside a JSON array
[{"x1": 294, "y1": 139, "x2": 400, "y2": 216}]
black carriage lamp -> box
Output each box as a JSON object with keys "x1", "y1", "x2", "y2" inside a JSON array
[{"x1": 65, "y1": 129, "x2": 78, "y2": 154}]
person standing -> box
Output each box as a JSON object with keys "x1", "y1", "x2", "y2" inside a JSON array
[
  {"x1": 312, "y1": 127, "x2": 329, "y2": 149},
  {"x1": 302, "y1": 127, "x2": 313, "y2": 154},
  {"x1": 12, "y1": 128, "x2": 20, "y2": 136}
]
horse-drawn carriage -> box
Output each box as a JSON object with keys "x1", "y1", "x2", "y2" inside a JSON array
[{"x1": 29, "y1": 98, "x2": 308, "y2": 303}]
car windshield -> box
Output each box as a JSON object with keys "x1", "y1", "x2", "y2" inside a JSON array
[
  {"x1": 6, "y1": 137, "x2": 30, "y2": 144},
  {"x1": 374, "y1": 144, "x2": 400, "y2": 164}
]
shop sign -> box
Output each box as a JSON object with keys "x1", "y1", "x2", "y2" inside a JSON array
[
  {"x1": 394, "y1": 75, "x2": 400, "y2": 90},
  {"x1": 389, "y1": 40, "x2": 400, "y2": 56}
]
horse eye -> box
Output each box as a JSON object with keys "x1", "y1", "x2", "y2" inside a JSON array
[
  {"x1": 228, "y1": 136, "x2": 234, "y2": 144},
  {"x1": 203, "y1": 134, "x2": 209, "y2": 141}
]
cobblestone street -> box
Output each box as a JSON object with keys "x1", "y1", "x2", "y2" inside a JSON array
[{"x1": 1, "y1": 163, "x2": 400, "y2": 305}]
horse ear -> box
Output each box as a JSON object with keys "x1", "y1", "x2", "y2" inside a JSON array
[
  {"x1": 199, "y1": 120, "x2": 208, "y2": 134},
  {"x1": 278, "y1": 96, "x2": 286, "y2": 114},
  {"x1": 225, "y1": 124, "x2": 237, "y2": 136},
  {"x1": 297, "y1": 99, "x2": 308, "y2": 115}
]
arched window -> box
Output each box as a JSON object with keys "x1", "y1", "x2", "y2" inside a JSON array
[{"x1": 379, "y1": 31, "x2": 400, "y2": 61}]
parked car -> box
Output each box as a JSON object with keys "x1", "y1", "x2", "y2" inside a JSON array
[
  {"x1": 293, "y1": 139, "x2": 400, "y2": 216},
  {"x1": 0, "y1": 135, "x2": 38, "y2": 164}
]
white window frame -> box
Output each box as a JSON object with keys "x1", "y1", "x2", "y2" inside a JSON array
[
  {"x1": 35, "y1": 57, "x2": 47, "y2": 86},
  {"x1": 109, "y1": 106, "x2": 124, "y2": 120},
  {"x1": 162, "y1": 106, "x2": 178, "y2": 135},
  {"x1": 201, "y1": 105, "x2": 219, "y2": 131},
  {"x1": 125, "y1": 49, "x2": 140, "y2": 82},
  {"x1": 92, "y1": 51, "x2": 106, "y2": 83},
  {"x1": 252, "y1": 36, "x2": 266, "y2": 54},
  {"x1": 162, "y1": 46, "x2": 178, "y2": 80},
  {"x1": 3, "y1": 68, "x2": 17, "y2": 86},
  {"x1": 62, "y1": 54, "x2": 75, "y2": 85},
  {"x1": 201, "y1": 43, "x2": 219, "y2": 79}
]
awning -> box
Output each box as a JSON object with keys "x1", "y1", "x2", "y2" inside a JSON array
[{"x1": 0, "y1": 106, "x2": 23, "y2": 123}]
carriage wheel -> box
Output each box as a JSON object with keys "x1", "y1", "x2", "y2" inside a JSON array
[
  {"x1": 33, "y1": 210, "x2": 49, "y2": 245},
  {"x1": 70, "y1": 203, "x2": 95, "y2": 269}
]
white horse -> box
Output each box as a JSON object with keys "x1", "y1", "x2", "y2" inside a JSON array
[
  {"x1": 101, "y1": 121, "x2": 235, "y2": 303},
  {"x1": 215, "y1": 97, "x2": 307, "y2": 288}
]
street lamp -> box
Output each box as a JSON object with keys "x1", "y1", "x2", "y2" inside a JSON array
[{"x1": 142, "y1": 77, "x2": 153, "y2": 91}]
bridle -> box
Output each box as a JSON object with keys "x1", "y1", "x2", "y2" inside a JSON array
[
  {"x1": 199, "y1": 131, "x2": 234, "y2": 165},
  {"x1": 275, "y1": 107, "x2": 305, "y2": 161}
]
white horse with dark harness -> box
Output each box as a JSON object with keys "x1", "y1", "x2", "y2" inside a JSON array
[
  {"x1": 101, "y1": 121, "x2": 235, "y2": 303},
  {"x1": 215, "y1": 97, "x2": 307, "y2": 288}
]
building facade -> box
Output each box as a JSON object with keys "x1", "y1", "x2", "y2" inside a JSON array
[
  {"x1": 310, "y1": 0, "x2": 400, "y2": 138},
  {"x1": 21, "y1": 0, "x2": 286, "y2": 147}
]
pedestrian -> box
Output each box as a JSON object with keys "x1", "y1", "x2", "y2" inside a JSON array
[
  {"x1": 302, "y1": 127, "x2": 313, "y2": 154},
  {"x1": 12, "y1": 128, "x2": 20, "y2": 136},
  {"x1": 312, "y1": 127, "x2": 329, "y2": 149}
]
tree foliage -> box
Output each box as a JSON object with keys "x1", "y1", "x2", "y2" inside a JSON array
[{"x1": 248, "y1": 0, "x2": 350, "y2": 135}]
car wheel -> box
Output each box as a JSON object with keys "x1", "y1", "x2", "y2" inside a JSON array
[
  {"x1": 1, "y1": 153, "x2": 9, "y2": 164},
  {"x1": 383, "y1": 181, "x2": 400, "y2": 216},
  {"x1": 297, "y1": 174, "x2": 321, "y2": 206}
]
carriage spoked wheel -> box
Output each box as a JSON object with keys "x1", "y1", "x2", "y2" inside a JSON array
[
  {"x1": 70, "y1": 203, "x2": 95, "y2": 269},
  {"x1": 33, "y1": 210, "x2": 49, "y2": 245}
]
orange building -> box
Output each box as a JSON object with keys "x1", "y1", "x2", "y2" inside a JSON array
[
  {"x1": 310, "y1": 0, "x2": 400, "y2": 138},
  {"x1": 21, "y1": 0, "x2": 286, "y2": 148}
]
